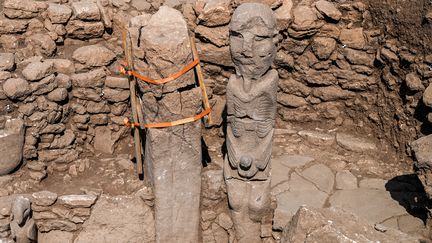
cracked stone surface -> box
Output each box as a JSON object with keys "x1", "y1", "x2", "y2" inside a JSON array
[{"x1": 266, "y1": 126, "x2": 427, "y2": 237}]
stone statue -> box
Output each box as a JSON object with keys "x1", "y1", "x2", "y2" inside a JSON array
[
  {"x1": 224, "y1": 3, "x2": 278, "y2": 243},
  {"x1": 10, "y1": 196, "x2": 37, "y2": 243}
]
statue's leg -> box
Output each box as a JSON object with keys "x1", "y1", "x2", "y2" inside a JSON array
[{"x1": 226, "y1": 179, "x2": 262, "y2": 243}]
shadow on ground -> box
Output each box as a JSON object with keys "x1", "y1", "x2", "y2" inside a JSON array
[{"x1": 386, "y1": 174, "x2": 431, "y2": 223}]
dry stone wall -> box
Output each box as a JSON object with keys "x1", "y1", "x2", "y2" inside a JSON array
[
  {"x1": 0, "y1": 0, "x2": 431, "y2": 242},
  {"x1": 0, "y1": 0, "x2": 430, "y2": 174}
]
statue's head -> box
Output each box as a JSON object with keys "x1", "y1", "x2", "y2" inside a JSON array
[{"x1": 229, "y1": 3, "x2": 278, "y2": 80}]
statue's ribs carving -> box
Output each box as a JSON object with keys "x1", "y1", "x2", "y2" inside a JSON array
[
  {"x1": 231, "y1": 94, "x2": 276, "y2": 120},
  {"x1": 229, "y1": 117, "x2": 273, "y2": 138}
]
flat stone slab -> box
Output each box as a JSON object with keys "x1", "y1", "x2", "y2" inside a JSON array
[
  {"x1": 336, "y1": 133, "x2": 377, "y2": 152},
  {"x1": 275, "y1": 190, "x2": 328, "y2": 229},
  {"x1": 359, "y1": 178, "x2": 387, "y2": 190},
  {"x1": 298, "y1": 130, "x2": 335, "y2": 146},
  {"x1": 74, "y1": 195, "x2": 155, "y2": 243},
  {"x1": 329, "y1": 189, "x2": 408, "y2": 224},
  {"x1": 335, "y1": 170, "x2": 358, "y2": 190},
  {"x1": 32, "y1": 191, "x2": 58, "y2": 206},
  {"x1": 273, "y1": 154, "x2": 315, "y2": 168},
  {"x1": 271, "y1": 158, "x2": 290, "y2": 187},
  {"x1": 58, "y1": 195, "x2": 97, "y2": 208},
  {"x1": 301, "y1": 164, "x2": 334, "y2": 193}
]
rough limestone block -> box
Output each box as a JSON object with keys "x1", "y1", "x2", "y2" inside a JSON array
[{"x1": 0, "y1": 118, "x2": 25, "y2": 175}]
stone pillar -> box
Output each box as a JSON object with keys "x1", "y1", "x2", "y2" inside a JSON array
[
  {"x1": 131, "y1": 6, "x2": 202, "y2": 243},
  {"x1": 224, "y1": 3, "x2": 279, "y2": 243}
]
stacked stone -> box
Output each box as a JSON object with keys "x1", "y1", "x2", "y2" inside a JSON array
[
  {"x1": 31, "y1": 191, "x2": 97, "y2": 233},
  {"x1": 0, "y1": 206, "x2": 11, "y2": 239},
  {"x1": 201, "y1": 169, "x2": 234, "y2": 243},
  {"x1": 69, "y1": 43, "x2": 130, "y2": 156}
]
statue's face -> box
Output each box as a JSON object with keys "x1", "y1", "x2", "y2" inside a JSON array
[{"x1": 230, "y1": 17, "x2": 276, "y2": 79}]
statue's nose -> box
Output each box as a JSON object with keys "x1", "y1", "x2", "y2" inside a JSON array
[
  {"x1": 242, "y1": 39, "x2": 253, "y2": 57},
  {"x1": 239, "y1": 156, "x2": 253, "y2": 170}
]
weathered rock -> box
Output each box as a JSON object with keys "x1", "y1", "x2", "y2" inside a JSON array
[
  {"x1": 278, "y1": 93, "x2": 307, "y2": 108},
  {"x1": 71, "y1": 68, "x2": 106, "y2": 88},
  {"x1": 196, "y1": 42, "x2": 233, "y2": 67},
  {"x1": 336, "y1": 133, "x2": 377, "y2": 152},
  {"x1": 58, "y1": 195, "x2": 97, "y2": 208},
  {"x1": 71, "y1": 1, "x2": 101, "y2": 21},
  {"x1": 335, "y1": 170, "x2": 358, "y2": 190},
  {"x1": 279, "y1": 78, "x2": 311, "y2": 97},
  {"x1": 47, "y1": 4, "x2": 72, "y2": 24},
  {"x1": 339, "y1": 28, "x2": 365, "y2": 50},
  {"x1": 105, "y1": 77, "x2": 129, "y2": 89},
  {"x1": 74, "y1": 196, "x2": 155, "y2": 243},
  {"x1": 274, "y1": 0, "x2": 293, "y2": 30},
  {"x1": 423, "y1": 84, "x2": 432, "y2": 108},
  {"x1": 0, "y1": 118, "x2": 25, "y2": 175},
  {"x1": 298, "y1": 130, "x2": 334, "y2": 146},
  {"x1": 4, "y1": 0, "x2": 47, "y2": 19},
  {"x1": 3, "y1": 78, "x2": 31, "y2": 100},
  {"x1": 313, "y1": 86, "x2": 355, "y2": 101},
  {"x1": 47, "y1": 88, "x2": 68, "y2": 102},
  {"x1": 66, "y1": 20, "x2": 104, "y2": 39},
  {"x1": 380, "y1": 48, "x2": 399, "y2": 62},
  {"x1": 405, "y1": 72, "x2": 424, "y2": 92},
  {"x1": 72, "y1": 88, "x2": 102, "y2": 102},
  {"x1": 195, "y1": 25, "x2": 229, "y2": 47},
  {"x1": 311, "y1": 37, "x2": 336, "y2": 60},
  {"x1": 86, "y1": 101, "x2": 110, "y2": 114},
  {"x1": 102, "y1": 88, "x2": 130, "y2": 102},
  {"x1": 72, "y1": 45, "x2": 116, "y2": 67},
  {"x1": 411, "y1": 135, "x2": 432, "y2": 198},
  {"x1": 291, "y1": 5, "x2": 319, "y2": 31},
  {"x1": 36, "y1": 219, "x2": 77, "y2": 232},
  {"x1": 196, "y1": 0, "x2": 232, "y2": 27},
  {"x1": 50, "y1": 130, "x2": 75, "y2": 149},
  {"x1": 302, "y1": 164, "x2": 334, "y2": 193},
  {"x1": 45, "y1": 59, "x2": 75, "y2": 74},
  {"x1": 281, "y1": 206, "x2": 420, "y2": 243},
  {"x1": 32, "y1": 191, "x2": 58, "y2": 206},
  {"x1": 0, "y1": 53, "x2": 15, "y2": 71},
  {"x1": 38, "y1": 230, "x2": 74, "y2": 243},
  {"x1": 22, "y1": 61, "x2": 54, "y2": 81},
  {"x1": 30, "y1": 74, "x2": 57, "y2": 95},
  {"x1": 315, "y1": 0, "x2": 341, "y2": 21},
  {"x1": 344, "y1": 48, "x2": 374, "y2": 67},
  {"x1": 0, "y1": 18, "x2": 28, "y2": 34},
  {"x1": 25, "y1": 33, "x2": 57, "y2": 56},
  {"x1": 93, "y1": 126, "x2": 120, "y2": 154}
]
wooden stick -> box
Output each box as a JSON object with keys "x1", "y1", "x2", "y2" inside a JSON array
[
  {"x1": 190, "y1": 37, "x2": 213, "y2": 125},
  {"x1": 125, "y1": 30, "x2": 144, "y2": 177}
]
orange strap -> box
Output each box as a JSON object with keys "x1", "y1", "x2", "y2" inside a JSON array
[
  {"x1": 120, "y1": 30, "x2": 211, "y2": 129},
  {"x1": 124, "y1": 108, "x2": 211, "y2": 129},
  {"x1": 121, "y1": 59, "x2": 200, "y2": 85}
]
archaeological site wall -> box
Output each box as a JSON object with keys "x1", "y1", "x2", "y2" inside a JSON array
[{"x1": 0, "y1": 0, "x2": 432, "y2": 241}]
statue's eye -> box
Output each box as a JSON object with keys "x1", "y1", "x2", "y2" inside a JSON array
[{"x1": 230, "y1": 31, "x2": 243, "y2": 38}]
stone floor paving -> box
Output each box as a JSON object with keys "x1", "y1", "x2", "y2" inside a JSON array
[{"x1": 269, "y1": 126, "x2": 428, "y2": 237}]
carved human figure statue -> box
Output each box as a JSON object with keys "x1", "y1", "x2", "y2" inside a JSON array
[{"x1": 224, "y1": 3, "x2": 278, "y2": 243}]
